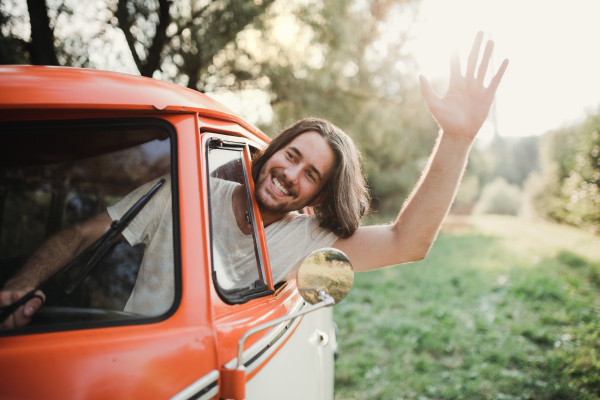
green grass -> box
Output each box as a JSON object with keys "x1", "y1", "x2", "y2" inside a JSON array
[{"x1": 333, "y1": 215, "x2": 600, "y2": 400}]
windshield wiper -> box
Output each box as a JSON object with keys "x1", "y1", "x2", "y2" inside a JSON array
[
  {"x1": 64, "y1": 178, "x2": 166, "y2": 294},
  {"x1": 0, "y1": 179, "x2": 165, "y2": 323}
]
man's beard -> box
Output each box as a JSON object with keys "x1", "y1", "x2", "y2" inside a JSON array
[
  {"x1": 255, "y1": 191, "x2": 291, "y2": 214},
  {"x1": 254, "y1": 171, "x2": 322, "y2": 215},
  {"x1": 254, "y1": 179, "x2": 296, "y2": 215},
  {"x1": 254, "y1": 169, "x2": 298, "y2": 215}
]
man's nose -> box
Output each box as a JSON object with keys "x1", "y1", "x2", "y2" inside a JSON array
[{"x1": 283, "y1": 164, "x2": 301, "y2": 186}]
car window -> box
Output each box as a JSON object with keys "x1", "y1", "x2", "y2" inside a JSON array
[
  {"x1": 0, "y1": 119, "x2": 178, "y2": 332},
  {"x1": 206, "y1": 139, "x2": 273, "y2": 304}
]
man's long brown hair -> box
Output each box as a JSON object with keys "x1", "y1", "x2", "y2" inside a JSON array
[{"x1": 252, "y1": 118, "x2": 370, "y2": 239}]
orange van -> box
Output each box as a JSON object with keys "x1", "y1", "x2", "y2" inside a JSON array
[{"x1": 0, "y1": 66, "x2": 345, "y2": 400}]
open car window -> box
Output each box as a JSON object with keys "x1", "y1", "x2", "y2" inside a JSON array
[
  {"x1": 0, "y1": 118, "x2": 179, "y2": 333},
  {"x1": 206, "y1": 138, "x2": 273, "y2": 304}
]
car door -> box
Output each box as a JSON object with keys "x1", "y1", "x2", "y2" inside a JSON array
[
  {"x1": 0, "y1": 115, "x2": 219, "y2": 400},
  {"x1": 198, "y1": 130, "x2": 335, "y2": 400}
]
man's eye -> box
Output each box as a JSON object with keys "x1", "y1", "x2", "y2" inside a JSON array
[
  {"x1": 306, "y1": 172, "x2": 315, "y2": 182},
  {"x1": 286, "y1": 152, "x2": 295, "y2": 161}
]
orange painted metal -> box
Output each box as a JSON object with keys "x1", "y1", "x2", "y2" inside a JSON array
[
  {"x1": 198, "y1": 115, "x2": 268, "y2": 148},
  {"x1": 243, "y1": 145, "x2": 274, "y2": 290},
  {"x1": 0, "y1": 65, "x2": 270, "y2": 144},
  {"x1": 197, "y1": 132, "x2": 304, "y2": 368},
  {"x1": 0, "y1": 66, "x2": 308, "y2": 399},
  {"x1": 0, "y1": 114, "x2": 219, "y2": 399},
  {"x1": 220, "y1": 368, "x2": 247, "y2": 399}
]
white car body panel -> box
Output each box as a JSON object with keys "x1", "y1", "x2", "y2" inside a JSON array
[{"x1": 245, "y1": 307, "x2": 336, "y2": 400}]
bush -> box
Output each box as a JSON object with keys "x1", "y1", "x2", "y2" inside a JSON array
[
  {"x1": 527, "y1": 108, "x2": 600, "y2": 235},
  {"x1": 473, "y1": 177, "x2": 522, "y2": 215}
]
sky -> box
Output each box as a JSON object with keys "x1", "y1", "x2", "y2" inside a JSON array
[
  {"x1": 4, "y1": 0, "x2": 600, "y2": 139},
  {"x1": 12, "y1": 0, "x2": 593, "y2": 140},
  {"x1": 210, "y1": 0, "x2": 600, "y2": 140},
  {"x1": 407, "y1": 0, "x2": 600, "y2": 139}
]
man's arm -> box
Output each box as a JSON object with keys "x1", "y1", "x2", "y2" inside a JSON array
[
  {"x1": 0, "y1": 211, "x2": 113, "y2": 329},
  {"x1": 333, "y1": 32, "x2": 509, "y2": 272}
]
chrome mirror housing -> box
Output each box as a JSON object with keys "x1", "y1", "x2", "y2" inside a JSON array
[{"x1": 297, "y1": 248, "x2": 354, "y2": 305}]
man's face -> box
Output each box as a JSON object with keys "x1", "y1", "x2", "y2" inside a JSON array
[{"x1": 255, "y1": 131, "x2": 335, "y2": 216}]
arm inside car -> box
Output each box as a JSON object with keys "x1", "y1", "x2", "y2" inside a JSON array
[{"x1": 0, "y1": 211, "x2": 113, "y2": 329}]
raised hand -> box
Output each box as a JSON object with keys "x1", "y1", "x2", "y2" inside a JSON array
[{"x1": 419, "y1": 31, "x2": 509, "y2": 140}]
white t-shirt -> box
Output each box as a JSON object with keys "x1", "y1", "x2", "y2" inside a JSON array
[
  {"x1": 108, "y1": 175, "x2": 338, "y2": 316},
  {"x1": 210, "y1": 178, "x2": 338, "y2": 289},
  {"x1": 107, "y1": 175, "x2": 174, "y2": 316}
]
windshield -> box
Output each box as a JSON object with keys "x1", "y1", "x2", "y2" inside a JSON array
[{"x1": 0, "y1": 119, "x2": 177, "y2": 332}]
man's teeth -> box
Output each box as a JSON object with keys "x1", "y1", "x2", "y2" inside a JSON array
[{"x1": 272, "y1": 176, "x2": 290, "y2": 195}]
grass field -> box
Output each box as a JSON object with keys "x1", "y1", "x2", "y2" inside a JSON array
[{"x1": 333, "y1": 215, "x2": 600, "y2": 400}]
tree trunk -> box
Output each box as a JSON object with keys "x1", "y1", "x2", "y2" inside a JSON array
[
  {"x1": 140, "y1": 0, "x2": 171, "y2": 77},
  {"x1": 117, "y1": 0, "x2": 172, "y2": 78},
  {"x1": 26, "y1": 0, "x2": 59, "y2": 65}
]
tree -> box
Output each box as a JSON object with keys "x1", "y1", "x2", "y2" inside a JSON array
[
  {"x1": 26, "y1": 0, "x2": 59, "y2": 65},
  {"x1": 1, "y1": 0, "x2": 444, "y2": 216},
  {"x1": 484, "y1": 134, "x2": 539, "y2": 187},
  {"x1": 1, "y1": 0, "x2": 276, "y2": 92},
  {"x1": 0, "y1": 6, "x2": 30, "y2": 64},
  {"x1": 240, "y1": 0, "x2": 438, "y2": 215},
  {"x1": 0, "y1": 0, "x2": 100, "y2": 67},
  {"x1": 0, "y1": 0, "x2": 60, "y2": 65},
  {"x1": 109, "y1": 0, "x2": 276, "y2": 90},
  {"x1": 527, "y1": 108, "x2": 600, "y2": 234}
]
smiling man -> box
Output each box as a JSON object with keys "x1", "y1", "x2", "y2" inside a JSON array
[
  {"x1": 228, "y1": 32, "x2": 508, "y2": 278},
  {"x1": 254, "y1": 130, "x2": 335, "y2": 218},
  {"x1": 209, "y1": 119, "x2": 368, "y2": 291},
  {"x1": 1, "y1": 32, "x2": 508, "y2": 329}
]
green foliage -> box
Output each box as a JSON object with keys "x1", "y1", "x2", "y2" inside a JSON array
[
  {"x1": 108, "y1": 0, "x2": 277, "y2": 87},
  {"x1": 527, "y1": 108, "x2": 600, "y2": 235},
  {"x1": 452, "y1": 135, "x2": 539, "y2": 216},
  {"x1": 473, "y1": 177, "x2": 522, "y2": 216},
  {"x1": 255, "y1": 0, "x2": 438, "y2": 216},
  {"x1": 0, "y1": 4, "x2": 29, "y2": 64},
  {"x1": 1, "y1": 0, "x2": 439, "y2": 216},
  {"x1": 333, "y1": 215, "x2": 600, "y2": 399},
  {"x1": 0, "y1": 0, "x2": 276, "y2": 87},
  {"x1": 487, "y1": 134, "x2": 540, "y2": 187}
]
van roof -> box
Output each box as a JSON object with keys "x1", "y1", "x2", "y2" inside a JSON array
[{"x1": 0, "y1": 65, "x2": 267, "y2": 141}]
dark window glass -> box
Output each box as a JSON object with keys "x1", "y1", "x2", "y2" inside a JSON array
[{"x1": 0, "y1": 121, "x2": 175, "y2": 330}]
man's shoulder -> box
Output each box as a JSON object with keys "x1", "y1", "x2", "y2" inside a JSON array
[
  {"x1": 209, "y1": 177, "x2": 238, "y2": 190},
  {"x1": 273, "y1": 211, "x2": 324, "y2": 231}
]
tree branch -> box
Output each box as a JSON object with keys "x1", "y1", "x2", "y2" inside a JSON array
[
  {"x1": 26, "y1": 0, "x2": 59, "y2": 65},
  {"x1": 141, "y1": 0, "x2": 172, "y2": 77},
  {"x1": 115, "y1": 0, "x2": 143, "y2": 73},
  {"x1": 168, "y1": 0, "x2": 215, "y2": 40}
]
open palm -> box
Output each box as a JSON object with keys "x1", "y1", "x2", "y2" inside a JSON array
[{"x1": 420, "y1": 32, "x2": 509, "y2": 140}]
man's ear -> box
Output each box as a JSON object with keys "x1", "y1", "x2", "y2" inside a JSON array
[{"x1": 307, "y1": 192, "x2": 327, "y2": 207}]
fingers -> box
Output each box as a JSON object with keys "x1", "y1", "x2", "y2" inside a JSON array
[
  {"x1": 476, "y1": 40, "x2": 494, "y2": 83},
  {"x1": 465, "y1": 31, "x2": 484, "y2": 79},
  {"x1": 0, "y1": 289, "x2": 44, "y2": 330},
  {"x1": 449, "y1": 50, "x2": 461, "y2": 88},
  {"x1": 24, "y1": 290, "x2": 45, "y2": 318},
  {"x1": 0, "y1": 290, "x2": 14, "y2": 329},
  {"x1": 487, "y1": 58, "x2": 509, "y2": 95},
  {"x1": 419, "y1": 75, "x2": 441, "y2": 109}
]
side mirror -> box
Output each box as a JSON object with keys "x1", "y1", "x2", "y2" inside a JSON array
[
  {"x1": 297, "y1": 248, "x2": 354, "y2": 305},
  {"x1": 221, "y1": 248, "x2": 354, "y2": 400}
]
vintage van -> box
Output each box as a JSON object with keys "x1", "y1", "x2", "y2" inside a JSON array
[{"x1": 0, "y1": 66, "x2": 352, "y2": 400}]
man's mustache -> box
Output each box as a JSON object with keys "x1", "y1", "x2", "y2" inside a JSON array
[{"x1": 268, "y1": 170, "x2": 296, "y2": 197}]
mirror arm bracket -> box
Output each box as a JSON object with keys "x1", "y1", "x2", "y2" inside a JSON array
[
  {"x1": 221, "y1": 296, "x2": 335, "y2": 399},
  {"x1": 235, "y1": 294, "x2": 335, "y2": 369}
]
